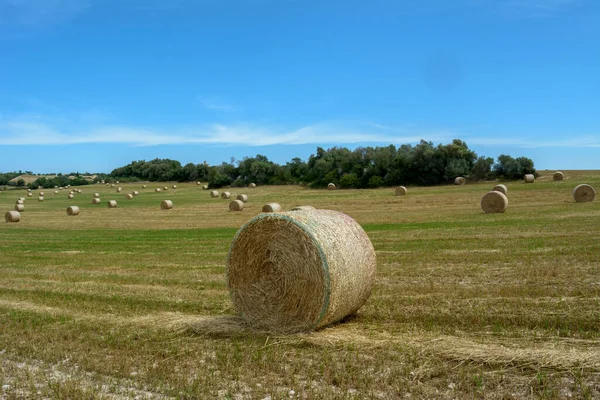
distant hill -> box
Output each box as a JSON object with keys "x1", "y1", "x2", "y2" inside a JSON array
[{"x1": 9, "y1": 174, "x2": 97, "y2": 184}]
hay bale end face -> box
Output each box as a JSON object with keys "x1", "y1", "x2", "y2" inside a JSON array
[
  {"x1": 67, "y1": 206, "x2": 80, "y2": 216},
  {"x1": 92, "y1": 198, "x2": 101, "y2": 204},
  {"x1": 492, "y1": 184, "x2": 507, "y2": 195},
  {"x1": 5, "y1": 211, "x2": 21, "y2": 223},
  {"x1": 155, "y1": 188, "x2": 161, "y2": 192},
  {"x1": 125, "y1": 194, "x2": 133, "y2": 200},
  {"x1": 221, "y1": 192, "x2": 231, "y2": 199},
  {"x1": 262, "y1": 203, "x2": 282, "y2": 213},
  {"x1": 132, "y1": 191, "x2": 139, "y2": 196},
  {"x1": 202, "y1": 185, "x2": 208, "y2": 190},
  {"x1": 93, "y1": 193, "x2": 100, "y2": 198},
  {"x1": 160, "y1": 200, "x2": 173, "y2": 210},
  {"x1": 229, "y1": 200, "x2": 244, "y2": 211},
  {"x1": 553, "y1": 171, "x2": 564, "y2": 181},
  {"x1": 249, "y1": 183, "x2": 256, "y2": 188},
  {"x1": 108, "y1": 200, "x2": 118, "y2": 208},
  {"x1": 227, "y1": 209, "x2": 376, "y2": 333},
  {"x1": 236, "y1": 194, "x2": 248, "y2": 203},
  {"x1": 172, "y1": 185, "x2": 177, "y2": 189},
  {"x1": 395, "y1": 186, "x2": 407, "y2": 196},
  {"x1": 454, "y1": 177, "x2": 466, "y2": 185},
  {"x1": 481, "y1": 191, "x2": 508, "y2": 213},
  {"x1": 14, "y1": 204, "x2": 24, "y2": 212},
  {"x1": 524, "y1": 174, "x2": 535, "y2": 183},
  {"x1": 38, "y1": 197, "x2": 44, "y2": 202},
  {"x1": 68, "y1": 194, "x2": 74, "y2": 199},
  {"x1": 142, "y1": 184, "x2": 147, "y2": 189},
  {"x1": 27, "y1": 193, "x2": 33, "y2": 197},
  {"x1": 573, "y1": 184, "x2": 596, "y2": 203},
  {"x1": 291, "y1": 205, "x2": 316, "y2": 211},
  {"x1": 210, "y1": 190, "x2": 219, "y2": 198},
  {"x1": 327, "y1": 183, "x2": 336, "y2": 190}
]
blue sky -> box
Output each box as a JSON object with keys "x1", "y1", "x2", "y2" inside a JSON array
[{"x1": 1, "y1": 0, "x2": 599, "y2": 173}]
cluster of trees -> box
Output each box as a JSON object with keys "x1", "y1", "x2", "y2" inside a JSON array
[
  {"x1": 28, "y1": 175, "x2": 92, "y2": 190},
  {"x1": 105, "y1": 140, "x2": 536, "y2": 188},
  {"x1": 0, "y1": 172, "x2": 24, "y2": 186}
]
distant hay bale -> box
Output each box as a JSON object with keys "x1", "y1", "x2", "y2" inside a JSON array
[
  {"x1": 249, "y1": 183, "x2": 256, "y2": 188},
  {"x1": 163, "y1": 186, "x2": 168, "y2": 191},
  {"x1": 227, "y1": 209, "x2": 376, "y2": 333},
  {"x1": 229, "y1": 200, "x2": 244, "y2": 211},
  {"x1": 236, "y1": 194, "x2": 248, "y2": 203},
  {"x1": 77, "y1": 189, "x2": 82, "y2": 194},
  {"x1": 67, "y1": 206, "x2": 80, "y2": 216},
  {"x1": 27, "y1": 189, "x2": 31, "y2": 192},
  {"x1": 116, "y1": 181, "x2": 119, "y2": 184},
  {"x1": 142, "y1": 184, "x2": 147, "y2": 189},
  {"x1": 14, "y1": 204, "x2": 24, "y2": 212},
  {"x1": 481, "y1": 191, "x2": 508, "y2": 213},
  {"x1": 5, "y1": 211, "x2": 20, "y2": 223},
  {"x1": 553, "y1": 171, "x2": 564, "y2": 181},
  {"x1": 524, "y1": 174, "x2": 535, "y2": 183},
  {"x1": 125, "y1": 194, "x2": 133, "y2": 200},
  {"x1": 454, "y1": 177, "x2": 466, "y2": 185},
  {"x1": 202, "y1": 185, "x2": 208, "y2": 190},
  {"x1": 492, "y1": 184, "x2": 507, "y2": 195},
  {"x1": 69, "y1": 191, "x2": 74, "y2": 195},
  {"x1": 54, "y1": 186, "x2": 58, "y2": 189},
  {"x1": 221, "y1": 192, "x2": 231, "y2": 199},
  {"x1": 196, "y1": 182, "x2": 201, "y2": 185},
  {"x1": 38, "y1": 196, "x2": 44, "y2": 202},
  {"x1": 572, "y1": 184, "x2": 596, "y2": 203},
  {"x1": 395, "y1": 186, "x2": 407, "y2": 196},
  {"x1": 68, "y1": 194, "x2": 74, "y2": 199},
  {"x1": 160, "y1": 200, "x2": 173, "y2": 210},
  {"x1": 291, "y1": 206, "x2": 316, "y2": 211},
  {"x1": 18, "y1": 197, "x2": 25, "y2": 201},
  {"x1": 172, "y1": 185, "x2": 177, "y2": 189},
  {"x1": 132, "y1": 191, "x2": 139, "y2": 196},
  {"x1": 92, "y1": 198, "x2": 101, "y2": 204},
  {"x1": 27, "y1": 193, "x2": 33, "y2": 197},
  {"x1": 16, "y1": 200, "x2": 24, "y2": 205},
  {"x1": 327, "y1": 183, "x2": 336, "y2": 190},
  {"x1": 111, "y1": 184, "x2": 115, "y2": 187},
  {"x1": 54, "y1": 191, "x2": 58, "y2": 195},
  {"x1": 155, "y1": 188, "x2": 161, "y2": 192},
  {"x1": 39, "y1": 191, "x2": 44, "y2": 196},
  {"x1": 108, "y1": 200, "x2": 118, "y2": 208},
  {"x1": 210, "y1": 190, "x2": 219, "y2": 198},
  {"x1": 59, "y1": 187, "x2": 63, "y2": 190},
  {"x1": 93, "y1": 193, "x2": 100, "y2": 198},
  {"x1": 116, "y1": 187, "x2": 122, "y2": 192},
  {"x1": 262, "y1": 203, "x2": 282, "y2": 213}
]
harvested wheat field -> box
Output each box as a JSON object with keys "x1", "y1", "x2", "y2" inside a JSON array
[{"x1": 0, "y1": 172, "x2": 599, "y2": 399}]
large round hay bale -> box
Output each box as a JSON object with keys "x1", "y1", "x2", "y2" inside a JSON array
[
  {"x1": 116, "y1": 187, "x2": 122, "y2": 193},
  {"x1": 38, "y1": 196, "x2": 44, "y2": 202},
  {"x1": 572, "y1": 184, "x2": 595, "y2": 203},
  {"x1": 172, "y1": 185, "x2": 177, "y2": 189},
  {"x1": 93, "y1": 193, "x2": 100, "y2": 198},
  {"x1": 196, "y1": 182, "x2": 201, "y2": 185},
  {"x1": 5, "y1": 211, "x2": 20, "y2": 223},
  {"x1": 221, "y1": 192, "x2": 231, "y2": 199},
  {"x1": 142, "y1": 184, "x2": 147, "y2": 189},
  {"x1": 229, "y1": 200, "x2": 244, "y2": 211},
  {"x1": 67, "y1": 206, "x2": 80, "y2": 216},
  {"x1": 249, "y1": 183, "x2": 256, "y2": 188},
  {"x1": 111, "y1": 184, "x2": 115, "y2": 187},
  {"x1": 155, "y1": 188, "x2": 161, "y2": 192},
  {"x1": 163, "y1": 186, "x2": 168, "y2": 191},
  {"x1": 77, "y1": 189, "x2": 82, "y2": 194},
  {"x1": 54, "y1": 190, "x2": 58, "y2": 195},
  {"x1": 210, "y1": 190, "x2": 219, "y2": 198},
  {"x1": 481, "y1": 191, "x2": 508, "y2": 213},
  {"x1": 202, "y1": 185, "x2": 208, "y2": 190},
  {"x1": 39, "y1": 191, "x2": 44, "y2": 196},
  {"x1": 492, "y1": 184, "x2": 507, "y2": 195},
  {"x1": 262, "y1": 203, "x2": 282, "y2": 213},
  {"x1": 92, "y1": 198, "x2": 101, "y2": 204},
  {"x1": 236, "y1": 194, "x2": 248, "y2": 203},
  {"x1": 327, "y1": 183, "x2": 336, "y2": 190},
  {"x1": 291, "y1": 205, "x2": 316, "y2": 211},
  {"x1": 553, "y1": 171, "x2": 564, "y2": 181},
  {"x1": 132, "y1": 191, "x2": 139, "y2": 196},
  {"x1": 125, "y1": 194, "x2": 133, "y2": 200},
  {"x1": 15, "y1": 204, "x2": 24, "y2": 212},
  {"x1": 68, "y1": 194, "x2": 74, "y2": 199},
  {"x1": 116, "y1": 181, "x2": 120, "y2": 184},
  {"x1": 227, "y1": 209, "x2": 376, "y2": 333},
  {"x1": 160, "y1": 200, "x2": 173, "y2": 210},
  {"x1": 454, "y1": 177, "x2": 466, "y2": 185},
  {"x1": 27, "y1": 192, "x2": 33, "y2": 197},
  {"x1": 395, "y1": 186, "x2": 407, "y2": 196},
  {"x1": 16, "y1": 200, "x2": 24, "y2": 205},
  {"x1": 108, "y1": 200, "x2": 118, "y2": 208},
  {"x1": 27, "y1": 189, "x2": 31, "y2": 192},
  {"x1": 524, "y1": 174, "x2": 535, "y2": 183}
]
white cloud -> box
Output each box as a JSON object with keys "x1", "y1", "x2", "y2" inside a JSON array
[{"x1": 199, "y1": 99, "x2": 235, "y2": 112}]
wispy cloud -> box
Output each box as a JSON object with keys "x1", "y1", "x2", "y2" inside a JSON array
[
  {"x1": 199, "y1": 98, "x2": 236, "y2": 112},
  {"x1": 466, "y1": 135, "x2": 600, "y2": 148}
]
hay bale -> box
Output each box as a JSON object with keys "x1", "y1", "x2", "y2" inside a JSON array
[
  {"x1": 573, "y1": 184, "x2": 596, "y2": 203},
  {"x1": 5, "y1": 211, "x2": 20, "y2": 223},
  {"x1": 111, "y1": 184, "x2": 115, "y2": 187},
  {"x1": 553, "y1": 171, "x2": 564, "y2": 181},
  {"x1": 395, "y1": 186, "x2": 407, "y2": 196},
  {"x1": 249, "y1": 183, "x2": 256, "y2": 188},
  {"x1": 262, "y1": 203, "x2": 282, "y2": 213},
  {"x1": 132, "y1": 191, "x2": 139, "y2": 196},
  {"x1": 27, "y1": 189, "x2": 31, "y2": 192},
  {"x1": 524, "y1": 174, "x2": 535, "y2": 183},
  {"x1": 39, "y1": 191, "x2": 44, "y2": 196},
  {"x1": 116, "y1": 187, "x2": 122, "y2": 193},
  {"x1": 160, "y1": 200, "x2": 173, "y2": 210},
  {"x1": 196, "y1": 182, "x2": 201, "y2": 185},
  {"x1": 210, "y1": 190, "x2": 219, "y2": 198},
  {"x1": 227, "y1": 209, "x2": 376, "y2": 333},
  {"x1": 54, "y1": 190, "x2": 58, "y2": 194},
  {"x1": 163, "y1": 186, "x2": 168, "y2": 191},
  {"x1": 67, "y1": 206, "x2": 80, "y2": 216},
  {"x1": 172, "y1": 185, "x2": 177, "y2": 189},
  {"x1": 454, "y1": 177, "x2": 466, "y2": 185},
  {"x1": 229, "y1": 200, "x2": 244, "y2": 211},
  {"x1": 221, "y1": 192, "x2": 231, "y2": 199},
  {"x1": 327, "y1": 183, "x2": 336, "y2": 190},
  {"x1": 202, "y1": 185, "x2": 208, "y2": 190},
  {"x1": 116, "y1": 181, "x2": 120, "y2": 184},
  {"x1": 77, "y1": 189, "x2": 82, "y2": 194},
  {"x1": 155, "y1": 188, "x2": 161, "y2": 192},
  {"x1": 492, "y1": 184, "x2": 507, "y2": 195},
  {"x1": 291, "y1": 206, "x2": 316, "y2": 211},
  {"x1": 93, "y1": 193, "x2": 100, "y2": 198},
  {"x1": 481, "y1": 191, "x2": 508, "y2": 213},
  {"x1": 38, "y1": 196, "x2": 44, "y2": 202},
  {"x1": 59, "y1": 187, "x2": 63, "y2": 190},
  {"x1": 69, "y1": 191, "x2": 74, "y2": 195},
  {"x1": 236, "y1": 194, "x2": 248, "y2": 203},
  {"x1": 16, "y1": 200, "x2": 24, "y2": 205},
  {"x1": 142, "y1": 184, "x2": 147, "y2": 189},
  {"x1": 108, "y1": 200, "x2": 118, "y2": 208},
  {"x1": 92, "y1": 198, "x2": 101, "y2": 204},
  {"x1": 15, "y1": 204, "x2": 24, "y2": 212},
  {"x1": 68, "y1": 194, "x2": 74, "y2": 199},
  {"x1": 27, "y1": 193, "x2": 33, "y2": 197},
  {"x1": 125, "y1": 194, "x2": 133, "y2": 200}
]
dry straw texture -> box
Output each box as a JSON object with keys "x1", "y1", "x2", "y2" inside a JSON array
[
  {"x1": 229, "y1": 200, "x2": 244, "y2": 211},
  {"x1": 160, "y1": 200, "x2": 174, "y2": 210},
  {"x1": 155, "y1": 188, "x2": 161, "y2": 192},
  {"x1": 210, "y1": 190, "x2": 219, "y2": 198},
  {"x1": 524, "y1": 174, "x2": 535, "y2": 183},
  {"x1": 291, "y1": 206, "x2": 316, "y2": 211},
  {"x1": 236, "y1": 194, "x2": 248, "y2": 203},
  {"x1": 92, "y1": 198, "x2": 101, "y2": 204},
  {"x1": 68, "y1": 194, "x2": 74, "y2": 199},
  {"x1": 249, "y1": 183, "x2": 256, "y2": 188},
  {"x1": 38, "y1": 197, "x2": 44, "y2": 202},
  {"x1": 227, "y1": 209, "x2": 376, "y2": 333},
  {"x1": 327, "y1": 183, "x2": 336, "y2": 190},
  {"x1": 454, "y1": 177, "x2": 466, "y2": 185},
  {"x1": 125, "y1": 194, "x2": 133, "y2": 200},
  {"x1": 262, "y1": 203, "x2": 282, "y2": 213},
  {"x1": 221, "y1": 192, "x2": 231, "y2": 199},
  {"x1": 5, "y1": 211, "x2": 20, "y2": 223},
  {"x1": 492, "y1": 184, "x2": 507, "y2": 195},
  {"x1": 14, "y1": 204, "x2": 24, "y2": 212},
  {"x1": 572, "y1": 184, "x2": 596, "y2": 203},
  {"x1": 107, "y1": 200, "x2": 118, "y2": 208},
  {"x1": 395, "y1": 186, "x2": 407, "y2": 196},
  {"x1": 481, "y1": 191, "x2": 508, "y2": 213},
  {"x1": 67, "y1": 206, "x2": 80, "y2": 216},
  {"x1": 553, "y1": 171, "x2": 564, "y2": 181}
]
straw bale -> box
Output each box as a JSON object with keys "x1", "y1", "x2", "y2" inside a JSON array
[
  {"x1": 202, "y1": 185, "x2": 208, "y2": 190},
  {"x1": 116, "y1": 187, "x2": 122, "y2": 192},
  {"x1": 68, "y1": 194, "x2": 74, "y2": 199},
  {"x1": 16, "y1": 200, "x2": 24, "y2": 205},
  {"x1": 125, "y1": 194, "x2": 133, "y2": 200},
  {"x1": 553, "y1": 171, "x2": 564, "y2": 181},
  {"x1": 221, "y1": 192, "x2": 231, "y2": 199},
  {"x1": 54, "y1": 191, "x2": 58, "y2": 194},
  {"x1": 262, "y1": 203, "x2": 282, "y2": 213},
  {"x1": 93, "y1": 193, "x2": 100, "y2": 198},
  {"x1": 227, "y1": 209, "x2": 376, "y2": 333},
  {"x1": 327, "y1": 183, "x2": 336, "y2": 190},
  {"x1": 395, "y1": 186, "x2": 407, "y2": 196},
  {"x1": 5, "y1": 211, "x2": 20, "y2": 223},
  {"x1": 155, "y1": 188, "x2": 161, "y2": 192},
  {"x1": 132, "y1": 191, "x2": 139, "y2": 196},
  {"x1": 163, "y1": 186, "x2": 168, "y2": 190},
  {"x1": 27, "y1": 189, "x2": 31, "y2": 192},
  {"x1": 210, "y1": 190, "x2": 219, "y2": 198},
  {"x1": 229, "y1": 200, "x2": 244, "y2": 211},
  {"x1": 291, "y1": 206, "x2": 316, "y2": 211},
  {"x1": 492, "y1": 184, "x2": 507, "y2": 195},
  {"x1": 116, "y1": 181, "x2": 119, "y2": 184},
  {"x1": 160, "y1": 200, "x2": 173, "y2": 210},
  {"x1": 67, "y1": 206, "x2": 80, "y2": 216},
  {"x1": 92, "y1": 198, "x2": 101, "y2": 204},
  {"x1": 27, "y1": 193, "x2": 33, "y2": 197},
  {"x1": 249, "y1": 183, "x2": 256, "y2": 188},
  {"x1": 108, "y1": 200, "x2": 118, "y2": 208},
  {"x1": 481, "y1": 191, "x2": 508, "y2": 213},
  {"x1": 111, "y1": 184, "x2": 115, "y2": 187},
  {"x1": 454, "y1": 177, "x2": 466, "y2": 185},
  {"x1": 172, "y1": 185, "x2": 177, "y2": 189},
  {"x1": 39, "y1": 191, "x2": 44, "y2": 196},
  {"x1": 524, "y1": 174, "x2": 535, "y2": 183},
  {"x1": 236, "y1": 194, "x2": 248, "y2": 203},
  {"x1": 142, "y1": 184, "x2": 147, "y2": 188},
  {"x1": 38, "y1": 196, "x2": 44, "y2": 202},
  {"x1": 14, "y1": 204, "x2": 24, "y2": 212},
  {"x1": 572, "y1": 184, "x2": 595, "y2": 203},
  {"x1": 196, "y1": 182, "x2": 201, "y2": 185}
]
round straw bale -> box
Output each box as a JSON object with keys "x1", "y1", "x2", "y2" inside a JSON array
[
  {"x1": 77, "y1": 189, "x2": 82, "y2": 194},
  {"x1": 5, "y1": 211, "x2": 20, "y2": 223},
  {"x1": 116, "y1": 181, "x2": 119, "y2": 184},
  {"x1": 210, "y1": 190, "x2": 219, "y2": 198},
  {"x1": 395, "y1": 186, "x2": 407, "y2": 196},
  {"x1": 108, "y1": 200, "x2": 118, "y2": 208},
  {"x1": 327, "y1": 183, "x2": 336, "y2": 190},
  {"x1": 27, "y1": 189, "x2": 31, "y2": 192},
  {"x1": 132, "y1": 191, "x2": 139, "y2": 196},
  {"x1": 68, "y1": 194, "x2": 74, "y2": 199},
  {"x1": 125, "y1": 194, "x2": 133, "y2": 200},
  {"x1": 553, "y1": 171, "x2": 564, "y2": 181},
  {"x1": 54, "y1": 186, "x2": 58, "y2": 188},
  {"x1": 15, "y1": 204, "x2": 24, "y2": 212},
  {"x1": 262, "y1": 203, "x2": 282, "y2": 213},
  {"x1": 572, "y1": 184, "x2": 595, "y2": 203},
  {"x1": 27, "y1": 193, "x2": 33, "y2": 197},
  {"x1": 160, "y1": 200, "x2": 173, "y2": 210},
  {"x1": 39, "y1": 191, "x2": 44, "y2": 196},
  {"x1": 116, "y1": 187, "x2": 122, "y2": 193},
  {"x1": 196, "y1": 182, "x2": 201, "y2": 185},
  {"x1": 492, "y1": 184, "x2": 507, "y2": 195},
  {"x1": 172, "y1": 185, "x2": 177, "y2": 189},
  {"x1": 236, "y1": 194, "x2": 248, "y2": 203},
  {"x1": 67, "y1": 206, "x2": 80, "y2": 216},
  {"x1": 59, "y1": 187, "x2": 64, "y2": 190},
  {"x1": 481, "y1": 191, "x2": 508, "y2": 213},
  {"x1": 221, "y1": 192, "x2": 231, "y2": 199},
  {"x1": 202, "y1": 185, "x2": 208, "y2": 190},
  {"x1": 291, "y1": 205, "x2": 316, "y2": 211},
  {"x1": 229, "y1": 200, "x2": 244, "y2": 211},
  {"x1": 18, "y1": 197, "x2": 25, "y2": 201},
  {"x1": 155, "y1": 188, "x2": 161, "y2": 192},
  {"x1": 16, "y1": 200, "x2": 24, "y2": 205},
  {"x1": 524, "y1": 174, "x2": 535, "y2": 183},
  {"x1": 454, "y1": 177, "x2": 466, "y2": 185},
  {"x1": 38, "y1": 196, "x2": 44, "y2": 202},
  {"x1": 227, "y1": 209, "x2": 376, "y2": 333},
  {"x1": 92, "y1": 198, "x2": 101, "y2": 204},
  {"x1": 111, "y1": 184, "x2": 115, "y2": 187},
  {"x1": 93, "y1": 193, "x2": 100, "y2": 198},
  {"x1": 69, "y1": 191, "x2": 74, "y2": 195},
  {"x1": 163, "y1": 186, "x2": 168, "y2": 191},
  {"x1": 142, "y1": 184, "x2": 147, "y2": 189},
  {"x1": 54, "y1": 190, "x2": 58, "y2": 194},
  {"x1": 249, "y1": 183, "x2": 256, "y2": 188}
]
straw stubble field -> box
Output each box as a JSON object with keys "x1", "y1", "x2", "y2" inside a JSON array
[{"x1": 0, "y1": 170, "x2": 599, "y2": 399}]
